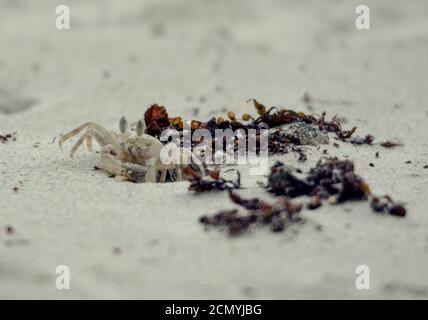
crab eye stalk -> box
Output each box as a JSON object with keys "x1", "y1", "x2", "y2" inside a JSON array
[
  {"x1": 136, "y1": 120, "x2": 145, "y2": 136},
  {"x1": 119, "y1": 116, "x2": 128, "y2": 133}
]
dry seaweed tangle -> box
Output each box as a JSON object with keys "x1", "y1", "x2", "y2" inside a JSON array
[
  {"x1": 141, "y1": 99, "x2": 374, "y2": 163},
  {"x1": 185, "y1": 167, "x2": 241, "y2": 193},
  {"x1": 266, "y1": 157, "x2": 406, "y2": 217},
  {"x1": 0, "y1": 132, "x2": 17, "y2": 143},
  {"x1": 199, "y1": 190, "x2": 304, "y2": 236},
  {"x1": 144, "y1": 104, "x2": 170, "y2": 137},
  {"x1": 370, "y1": 196, "x2": 406, "y2": 217}
]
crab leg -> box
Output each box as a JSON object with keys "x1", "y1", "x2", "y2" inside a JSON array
[
  {"x1": 86, "y1": 134, "x2": 93, "y2": 152},
  {"x1": 59, "y1": 122, "x2": 92, "y2": 147},
  {"x1": 176, "y1": 167, "x2": 182, "y2": 181},
  {"x1": 60, "y1": 122, "x2": 123, "y2": 157},
  {"x1": 60, "y1": 122, "x2": 119, "y2": 148},
  {"x1": 144, "y1": 167, "x2": 157, "y2": 183},
  {"x1": 87, "y1": 124, "x2": 121, "y2": 151},
  {"x1": 70, "y1": 131, "x2": 90, "y2": 157},
  {"x1": 159, "y1": 169, "x2": 167, "y2": 183},
  {"x1": 100, "y1": 150, "x2": 123, "y2": 176},
  {"x1": 100, "y1": 148, "x2": 157, "y2": 183}
]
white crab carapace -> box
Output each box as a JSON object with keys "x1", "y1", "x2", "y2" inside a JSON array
[{"x1": 59, "y1": 117, "x2": 204, "y2": 183}]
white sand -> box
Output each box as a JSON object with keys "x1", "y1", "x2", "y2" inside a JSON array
[{"x1": 1, "y1": 0, "x2": 428, "y2": 299}]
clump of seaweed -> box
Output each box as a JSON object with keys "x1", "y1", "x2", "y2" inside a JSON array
[
  {"x1": 370, "y1": 196, "x2": 406, "y2": 217},
  {"x1": 199, "y1": 191, "x2": 304, "y2": 236},
  {"x1": 199, "y1": 157, "x2": 406, "y2": 237},
  {"x1": 350, "y1": 134, "x2": 375, "y2": 145},
  {"x1": 141, "y1": 99, "x2": 374, "y2": 162},
  {"x1": 245, "y1": 101, "x2": 368, "y2": 144},
  {"x1": 144, "y1": 104, "x2": 170, "y2": 137},
  {"x1": 267, "y1": 129, "x2": 308, "y2": 161},
  {"x1": 0, "y1": 131, "x2": 17, "y2": 143},
  {"x1": 266, "y1": 157, "x2": 406, "y2": 217},
  {"x1": 185, "y1": 168, "x2": 241, "y2": 193}
]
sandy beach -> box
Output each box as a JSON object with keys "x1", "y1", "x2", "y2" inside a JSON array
[{"x1": 1, "y1": 0, "x2": 428, "y2": 299}]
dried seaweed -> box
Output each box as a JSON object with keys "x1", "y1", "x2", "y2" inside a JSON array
[
  {"x1": 141, "y1": 99, "x2": 374, "y2": 162},
  {"x1": 199, "y1": 191, "x2": 304, "y2": 236},
  {"x1": 0, "y1": 131, "x2": 17, "y2": 143},
  {"x1": 370, "y1": 196, "x2": 406, "y2": 217},
  {"x1": 144, "y1": 104, "x2": 170, "y2": 137},
  {"x1": 268, "y1": 129, "x2": 308, "y2": 161},
  {"x1": 307, "y1": 196, "x2": 322, "y2": 210},
  {"x1": 266, "y1": 157, "x2": 405, "y2": 217},
  {"x1": 199, "y1": 209, "x2": 253, "y2": 236},
  {"x1": 350, "y1": 134, "x2": 374, "y2": 145},
  {"x1": 185, "y1": 168, "x2": 241, "y2": 193}
]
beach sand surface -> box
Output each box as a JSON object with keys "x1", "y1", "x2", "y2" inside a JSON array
[{"x1": 1, "y1": 0, "x2": 428, "y2": 299}]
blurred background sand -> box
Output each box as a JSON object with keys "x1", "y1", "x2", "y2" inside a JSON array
[{"x1": 1, "y1": 0, "x2": 428, "y2": 299}]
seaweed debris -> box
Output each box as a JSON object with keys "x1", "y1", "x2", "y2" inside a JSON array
[
  {"x1": 185, "y1": 168, "x2": 241, "y2": 193},
  {"x1": 141, "y1": 99, "x2": 373, "y2": 161},
  {"x1": 199, "y1": 157, "x2": 406, "y2": 237},
  {"x1": 0, "y1": 131, "x2": 17, "y2": 143},
  {"x1": 350, "y1": 134, "x2": 374, "y2": 145},
  {"x1": 267, "y1": 157, "x2": 406, "y2": 216},
  {"x1": 370, "y1": 196, "x2": 406, "y2": 217},
  {"x1": 144, "y1": 104, "x2": 170, "y2": 137},
  {"x1": 199, "y1": 191, "x2": 304, "y2": 236}
]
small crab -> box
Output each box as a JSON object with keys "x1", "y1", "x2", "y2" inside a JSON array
[{"x1": 59, "y1": 117, "x2": 205, "y2": 183}]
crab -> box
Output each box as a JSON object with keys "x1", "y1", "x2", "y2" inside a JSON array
[{"x1": 59, "y1": 117, "x2": 205, "y2": 183}]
